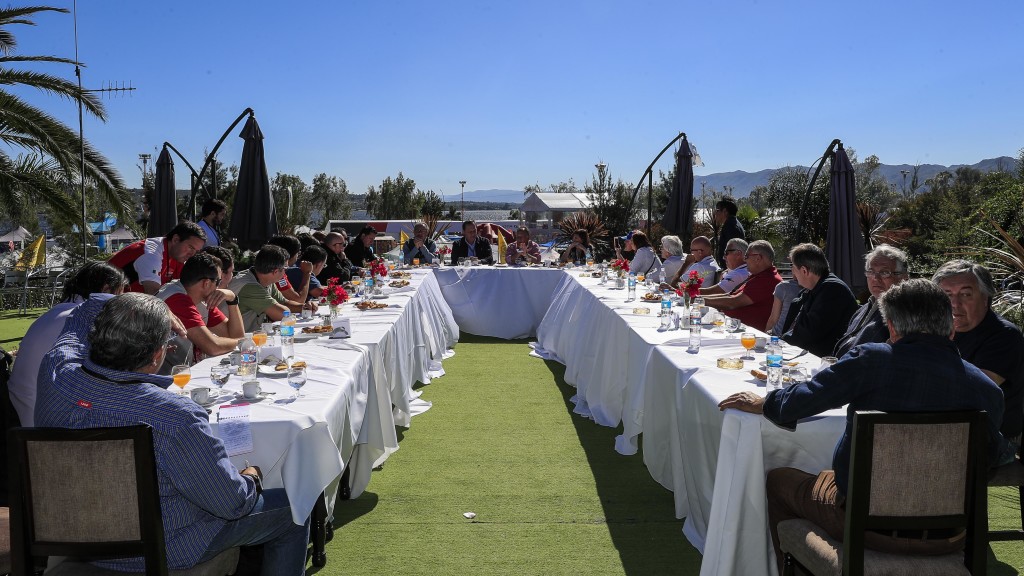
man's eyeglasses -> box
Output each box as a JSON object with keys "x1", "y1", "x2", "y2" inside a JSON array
[
  {"x1": 744, "y1": 253, "x2": 761, "y2": 260},
  {"x1": 724, "y1": 249, "x2": 741, "y2": 254},
  {"x1": 864, "y1": 269, "x2": 903, "y2": 279},
  {"x1": 206, "y1": 276, "x2": 222, "y2": 284}
]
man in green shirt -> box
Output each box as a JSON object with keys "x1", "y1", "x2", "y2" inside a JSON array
[{"x1": 229, "y1": 245, "x2": 309, "y2": 332}]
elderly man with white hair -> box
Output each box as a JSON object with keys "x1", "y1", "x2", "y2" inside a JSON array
[
  {"x1": 403, "y1": 222, "x2": 438, "y2": 264},
  {"x1": 833, "y1": 245, "x2": 910, "y2": 357},
  {"x1": 658, "y1": 235, "x2": 686, "y2": 282},
  {"x1": 934, "y1": 259, "x2": 1024, "y2": 445}
]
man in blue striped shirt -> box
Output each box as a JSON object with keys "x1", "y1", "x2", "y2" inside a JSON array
[{"x1": 35, "y1": 292, "x2": 309, "y2": 574}]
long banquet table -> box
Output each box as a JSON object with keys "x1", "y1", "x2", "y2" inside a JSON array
[
  {"x1": 433, "y1": 265, "x2": 566, "y2": 338},
  {"x1": 187, "y1": 269, "x2": 459, "y2": 526},
  {"x1": 531, "y1": 271, "x2": 846, "y2": 576}
]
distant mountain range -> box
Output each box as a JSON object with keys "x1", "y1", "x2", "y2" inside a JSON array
[{"x1": 459, "y1": 156, "x2": 1018, "y2": 204}]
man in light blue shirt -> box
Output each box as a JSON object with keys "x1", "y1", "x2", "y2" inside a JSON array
[{"x1": 197, "y1": 198, "x2": 227, "y2": 247}]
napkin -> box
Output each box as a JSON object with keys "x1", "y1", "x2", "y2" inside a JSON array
[{"x1": 259, "y1": 346, "x2": 284, "y2": 363}]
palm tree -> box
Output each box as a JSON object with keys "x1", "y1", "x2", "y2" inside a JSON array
[{"x1": 0, "y1": 6, "x2": 131, "y2": 232}]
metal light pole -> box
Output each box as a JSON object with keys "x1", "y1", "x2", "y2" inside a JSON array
[
  {"x1": 139, "y1": 153, "x2": 150, "y2": 185},
  {"x1": 900, "y1": 169, "x2": 910, "y2": 196},
  {"x1": 459, "y1": 180, "x2": 467, "y2": 219}
]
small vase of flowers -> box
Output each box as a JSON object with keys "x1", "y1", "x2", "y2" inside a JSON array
[{"x1": 325, "y1": 277, "x2": 350, "y2": 318}]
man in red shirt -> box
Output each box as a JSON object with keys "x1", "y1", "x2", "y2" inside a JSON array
[
  {"x1": 157, "y1": 252, "x2": 244, "y2": 367},
  {"x1": 109, "y1": 221, "x2": 207, "y2": 294},
  {"x1": 704, "y1": 239, "x2": 782, "y2": 330}
]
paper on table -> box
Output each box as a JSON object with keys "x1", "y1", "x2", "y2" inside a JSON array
[{"x1": 218, "y1": 404, "x2": 253, "y2": 456}]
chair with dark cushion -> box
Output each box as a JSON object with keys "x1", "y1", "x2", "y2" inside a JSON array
[
  {"x1": 778, "y1": 410, "x2": 988, "y2": 576},
  {"x1": 8, "y1": 425, "x2": 238, "y2": 576}
]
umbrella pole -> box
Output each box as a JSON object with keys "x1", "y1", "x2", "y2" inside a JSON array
[{"x1": 647, "y1": 171, "x2": 653, "y2": 237}]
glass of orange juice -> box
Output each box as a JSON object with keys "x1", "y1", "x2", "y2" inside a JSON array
[
  {"x1": 412, "y1": 258, "x2": 420, "y2": 266},
  {"x1": 637, "y1": 274, "x2": 646, "y2": 283},
  {"x1": 171, "y1": 364, "x2": 191, "y2": 394},
  {"x1": 740, "y1": 332, "x2": 756, "y2": 360},
  {"x1": 252, "y1": 329, "x2": 268, "y2": 348}
]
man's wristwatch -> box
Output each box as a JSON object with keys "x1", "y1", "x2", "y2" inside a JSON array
[{"x1": 226, "y1": 298, "x2": 239, "y2": 306}]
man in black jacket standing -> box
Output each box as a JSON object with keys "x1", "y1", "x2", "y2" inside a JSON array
[
  {"x1": 449, "y1": 221, "x2": 494, "y2": 265},
  {"x1": 714, "y1": 197, "x2": 745, "y2": 266}
]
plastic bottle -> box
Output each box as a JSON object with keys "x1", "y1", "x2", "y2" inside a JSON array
[
  {"x1": 238, "y1": 336, "x2": 257, "y2": 381},
  {"x1": 364, "y1": 274, "x2": 375, "y2": 301},
  {"x1": 689, "y1": 303, "x2": 702, "y2": 349},
  {"x1": 281, "y1": 311, "x2": 296, "y2": 360},
  {"x1": 660, "y1": 290, "x2": 673, "y2": 329},
  {"x1": 766, "y1": 337, "x2": 784, "y2": 392},
  {"x1": 627, "y1": 273, "x2": 637, "y2": 301}
]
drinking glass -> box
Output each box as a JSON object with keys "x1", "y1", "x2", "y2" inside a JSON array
[
  {"x1": 740, "y1": 332, "x2": 756, "y2": 360},
  {"x1": 586, "y1": 257, "x2": 595, "y2": 270},
  {"x1": 712, "y1": 312, "x2": 726, "y2": 333},
  {"x1": 412, "y1": 258, "x2": 420, "y2": 266},
  {"x1": 288, "y1": 365, "x2": 307, "y2": 400},
  {"x1": 819, "y1": 356, "x2": 839, "y2": 372},
  {"x1": 301, "y1": 308, "x2": 312, "y2": 321},
  {"x1": 210, "y1": 365, "x2": 230, "y2": 396},
  {"x1": 171, "y1": 365, "x2": 191, "y2": 394}
]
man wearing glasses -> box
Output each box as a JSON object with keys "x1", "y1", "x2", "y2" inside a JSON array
[
  {"x1": 158, "y1": 252, "x2": 244, "y2": 367},
  {"x1": 229, "y1": 245, "x2": 309, "y2": 332},
  {"x1": 704, "y1": 240, "x2": 781, "y2": 330},
  {"x1": 317, "y1": 231, "x2": 357, "y2": 284},
  {"x1": 713, "y1": 197, "x2": 745, "y2": 266},
  {"x1": 833, "y1": 245, "x2": 909, "y2": 357}
]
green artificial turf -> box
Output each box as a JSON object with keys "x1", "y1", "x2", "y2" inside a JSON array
[
  {"x1": 323, "y1": 334, "x2": 700, "y2": 575},
  {"x1": 0, "y1": 307, "x2": 45, "y2": 351}
]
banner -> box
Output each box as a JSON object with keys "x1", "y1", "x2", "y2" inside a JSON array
[{"x1": 14, "y1": 234, "x2": 45, "y2": 271}]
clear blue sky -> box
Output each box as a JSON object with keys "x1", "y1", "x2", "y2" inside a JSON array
[{"x1": 13, "y1": 0, "x2": 1024, "y2": 197}]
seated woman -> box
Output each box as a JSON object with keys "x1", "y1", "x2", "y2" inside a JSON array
[
  {"x1": 506, "y1": 227, "x2": 542, "y2": 265},
  {"x1": 345, "y1": 225, "x2": 377, "y2": 268},
  {"x1": 559, "y1": 229, "x2": 593, "y2": 264},
  {"x1": 659, "y1": 235, "x2": 685, "y2": 282},
  {"x1": 617, "y1": 231, "x2": 663, "y2": 280}
]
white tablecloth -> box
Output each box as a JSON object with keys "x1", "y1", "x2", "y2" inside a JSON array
[
  {"x1": 434, "y1": 265, "x2": 568, "y2": 339},
  {"x1": 188, "y1": 269, "x2": 458, "y2": 525},
  {"x1": 534, "y1": 272, "x2": 847, "y2": 576}
]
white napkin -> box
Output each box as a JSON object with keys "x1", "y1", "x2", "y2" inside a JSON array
[{"x1": 259, "y1": 346, "x2": 284, "y2": 363}]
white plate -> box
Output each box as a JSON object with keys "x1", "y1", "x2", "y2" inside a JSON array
[
  {"x1": 371, "y1": 294, "x2": 389, "y2": 300},
  {"x1": 257, "y1": 364, "x2": 288, "y2": 376},
  {"x1": 494, "y1": 263, "x2": 508, "y2": 267},
  {"x1": 294, "y1": 332, "x2": 323, "y2": 342}
]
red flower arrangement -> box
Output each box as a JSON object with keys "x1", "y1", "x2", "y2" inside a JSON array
[
  {"x1": 369, "y1": 259, "x2": 389, "y2": 278},
  {"x1": 610, "y1": 258, "x2": 630, "y2": 273},
  {"x1": 324, "y1": 277, "x2": 350, "y2": 306},
  {"x1": 437, "y1": 245, "x2": 452, "y2": 258},
  {"x1": 675, "y1": 270, "x2": 704, "y2": 299}
]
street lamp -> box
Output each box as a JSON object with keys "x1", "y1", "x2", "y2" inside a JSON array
[
  {"x1": 139, "y1": 153, "x2": 151, "y2": 187},
  {"x1": 459, "y1": 180, "x2": 467, "y2": 219},
  {"x1": 900, "y1": 170, "x2": 910, "y2": 195}
]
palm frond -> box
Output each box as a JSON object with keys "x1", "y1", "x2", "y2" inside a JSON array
[
  {"x1": 556, "y1": 211, "x2": 609, "y2": 253},
  {"x1": 0, "y1": 6, "x2": 69, "y2": 55},
  {"x1": 0, "y1": 69, "x2": 106, "y2": 118}
]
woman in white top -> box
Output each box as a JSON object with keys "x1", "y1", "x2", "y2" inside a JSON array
[
  {"x1": 619, "y1": 230, "x2": 663, "y2": 281},
  {"x1": 659, "y1": 235, "x2": 685, "y2": 282}
]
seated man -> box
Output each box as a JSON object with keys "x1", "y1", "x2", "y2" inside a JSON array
[
  {"x1": 267, "y1": 234, "x2": 306, "y2": 301},
  {"x1": 704, "y1": 240, "x2": 781, "y2": 330},
  {"x1": 35, "y1": 293, "x2": 309, "y2": 573},
  {"x1": 403, "y1": 222, "x2": 438, "y2": 264},
  {"x1": 287, "y1": 244, "x2": 327, "y2": 301},
  {"x1": 781, "y1": 243, "x2": 858, "y2": 357},
  {"x1": 8, "y1": 262, "x2": 125, "y2": 427},
  {"x1": 109, "y1": 221, "x2": 207, "y2": 294},
  {"x1": 345, "y1": 225, "x2": 378, "y2": 268},
  {"x1": 833, "y1": 245, "x2": 909, "y2": 357},
  {"x1": 718, "y1": 279, "x2": 1010, "y2": 574},
  {"x1": 934, "y1": 259, "x2": 1024, "y2": 444},
  {"x1": 506, "y1": 227, "x2": 542, "y2": 266},
  {"x1": 201, "y1": 245, "x2": 236, "y2": 289},
  {"x1": 700, "y1": 238, "x2": 749, "y2": 295},
  {"x1": 229, "y1": 245, "x2": 310, "y2": 332},
  {"x1": 157, "y1": 252, "x2": 244, "y2": 366},
  {"x1": 450, "y1": 220, "x2": 494, "y2": 265},
  {"x1": 317, "y1": 231, "x2": 356, "y2": 284}
]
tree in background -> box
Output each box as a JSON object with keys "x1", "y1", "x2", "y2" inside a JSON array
[
  {"x1": 0, "y1": 6, "x2": 132, "y2": 232},
  {"x1": 309, "y1": 173, "x2": 351, "y2": 227},
  {"x1": 418, "y1": 190, "x2": 445, "y2": 219},
  {"x1": 270, "y1": 173, "x2": 310, "y2": 233},
  {"x1": 584, "y1": 164, "x2": 636, "y2": 252},
  {"x1": 366, "y1": 172, "x2": 419, "y2": 219},
  {"x1": 747, "y1": 166, "x2": 829, "y2": 252}
]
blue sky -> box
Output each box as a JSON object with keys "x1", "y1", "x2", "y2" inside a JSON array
[{"x1": 12, "y1": 1, "x2": 1024, "y2": 197}]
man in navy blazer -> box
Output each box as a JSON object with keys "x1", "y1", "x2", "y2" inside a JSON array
[{"x1": 449, "y1": 220, "x2": 494, "y2": 265}]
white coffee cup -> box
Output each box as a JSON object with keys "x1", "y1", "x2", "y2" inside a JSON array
[
  {"x1": 754, "y1": 336, "x2": 768, "y2": 351},
  {"x1": 189, "y1": 387, "x2": 211, "y2": 404},
  {"x1": 242, "y1": 381, "x2": 261, "y2": 399}
]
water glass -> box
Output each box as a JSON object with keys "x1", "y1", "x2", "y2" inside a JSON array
[
  {"x1": 210, "y1": 365, "x2": 230, "y2": 395},
  {"x1": 288, "y1": 365, "x2": 307, "y2": 399}
]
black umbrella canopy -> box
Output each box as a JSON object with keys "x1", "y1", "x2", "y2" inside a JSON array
[
  {"x1": 660, "y1": 137, "x2": 695, "y2": 239},
  {"x1": 229, "y1": 114, "x2": 277, "y2": 251},
  {"x1": 148, "y1": 146, "x2": 177, "y2": 238},
  {"x1": 825, "y1": 144, "x2": 866, "y2": 294}
]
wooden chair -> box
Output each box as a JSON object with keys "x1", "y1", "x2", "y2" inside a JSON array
[
  {"x1": 8, "y1": 425, "x2": 238, "y2": 576},
  {"x1": 778, "y1": 410, "x2": 988, "y2": 575}
]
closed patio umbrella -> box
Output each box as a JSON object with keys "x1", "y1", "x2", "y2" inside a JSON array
[
  {"x1": 661, "y1": 136, "x2": 695, "y2": 240},
  {"x1": 229, "y1": 114, "x2": 277, "y2": 251},
  {"x1": 825, "y1": 143, "x2": 866, "y2": 294},
  {"x1": 149, "y1": 146, "x2": 177, "y2": 238}
]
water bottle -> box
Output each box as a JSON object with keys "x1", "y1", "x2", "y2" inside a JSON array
[
  {"x1": 281, "y1": 311, "x2": 296, "y2": 360},
  {"x1": 689, "y1": 304, "x2": 702, "y2": 349},
  {"x1": 599, "y1": 264, "x2": 608, "y2": 285},
  {"x1": 627, "y1": 273, "x2": 637, "y2": 301},
  {"x1": 766, "y1": 339, "x2": 784, "y2": 392},
  {"x1": 660, "y1": 290, "x2": 673, "y2": 329},
  {"x1": 238, "y1": 336, "x2": 257, "y2": 381},
  {"x1": 364, "y1": 275, "x2": 375, "y2": 301},
  {"x1": 585, "y1": 248, "x2": 593, "y2": 268}
]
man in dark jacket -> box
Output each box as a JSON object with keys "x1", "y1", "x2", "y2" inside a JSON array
[
  {"x1": 714, "y1": 197, "x2": 745, "y2": 266},
  {"x1": 834, "y1": 245, "x2": 909, "y2": 357},
  {"x1": 781, "y1": 243, "x2": 858, "y2": 357},
  {"x1": 317, "y1": 231, "x2": 356, "y2": 284},
  {"x1": 449, "y1": 220, "x2": 494, "y2": 265}
]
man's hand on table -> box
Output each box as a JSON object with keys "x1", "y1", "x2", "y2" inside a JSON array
[
  {"x1": 718, "y1": 391, "x2": 765, "y2": 414},
  {"x1": 241, "y1": 465, "x2": 263, "y2": 494}
]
